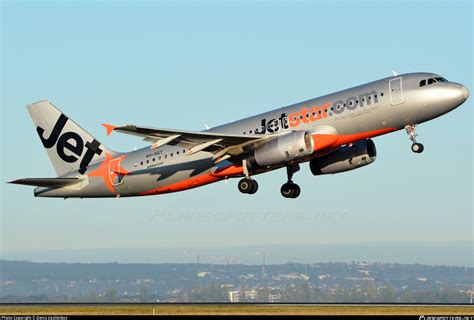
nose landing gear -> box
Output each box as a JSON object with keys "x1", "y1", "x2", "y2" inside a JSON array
[{"x1": 405, "y1": 124, "x2": 424, "y2": 153}]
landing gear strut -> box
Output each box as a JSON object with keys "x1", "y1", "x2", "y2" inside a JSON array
[
  {"x1": 238, "y1": 159, "x2": 258, "y2": 195},
  {"x1": 405, "y1": 124, "x2": 424, "y2": 153},
  {"x1": 281, "y1": 164, "x2": 301, "y2": 199}
]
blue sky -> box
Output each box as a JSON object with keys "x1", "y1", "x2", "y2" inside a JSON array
[{"x1": 1, "y1": 1, "x2": 472, "y2": 264}]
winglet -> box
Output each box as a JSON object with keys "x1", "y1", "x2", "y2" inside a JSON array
[{"x1": 102, "y1": 123, "x2": 117, "y2": 136}]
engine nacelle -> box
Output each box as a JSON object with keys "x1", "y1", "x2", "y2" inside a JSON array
[
  {"x1": 247, "y1": 130, "x2": 314, "y2": 168},
  {"x1": 309, "y1": 139, "x2": 376, "y2": 175}
]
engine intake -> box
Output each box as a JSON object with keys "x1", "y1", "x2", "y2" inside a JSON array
[
  {"x1": 247, "y1": 130, "x2": 314, "y2": 168},
  {"x1": 310, "y1": 139, "x2": 376, "y2": 175}
]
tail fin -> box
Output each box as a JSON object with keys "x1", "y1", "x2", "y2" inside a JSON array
[{"x1": 27, "y1": 100, "x2": 115, "y2": 176}]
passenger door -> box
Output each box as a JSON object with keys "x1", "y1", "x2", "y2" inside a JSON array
[{"x1": 389, "y1": 77, "x2": 405, "y2": 105}]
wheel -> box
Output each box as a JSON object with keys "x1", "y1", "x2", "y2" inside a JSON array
[
  {"x1": 280, "y1": 182, "x2": 300, "y2": 199},
  {"x1": 411, "y1": 143, "x2": 424, "y2": 153},
  {"x1": 248, "y1": 179, "x2": 258, "y2": 194},
  {"x1": 280, "y1": 183, "x2": 293, "y2": 198},
  {"x1": 238, "y1": 178, "x2": 253, "y2": 194},
  {"x1": 290, "y1": 184, "x2": 301, "y2": 198}
]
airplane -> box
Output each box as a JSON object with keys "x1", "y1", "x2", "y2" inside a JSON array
[{"x1": 9, "y1": 72, "x2": 469, "y2": 199}]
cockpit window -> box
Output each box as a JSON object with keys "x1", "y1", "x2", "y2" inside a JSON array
[{"x1": 420, "y1": 77, "x2": 448, "y2": 88}]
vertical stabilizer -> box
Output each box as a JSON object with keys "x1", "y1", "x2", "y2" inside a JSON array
[{"x1": 27, "y1": 100, "x2": 114, "y2": 176}]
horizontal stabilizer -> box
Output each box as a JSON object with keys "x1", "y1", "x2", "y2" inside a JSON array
[{"x1": 8, "y1": 178, "x2": 81, "y2": 188}]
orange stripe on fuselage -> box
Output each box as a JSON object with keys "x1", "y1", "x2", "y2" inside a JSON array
[
  {"x1": 312, "y1": 134, "x2": 339, "y2": 151},
  {"x1": 140, "y1": 128, "x2": 397, "y2": 196},
  {"x1": 211, "y1": 165, "x2": 244, "y2": 178},
  {"x1": 312, "y1": 127, "x2": 397, "y2": 152}
]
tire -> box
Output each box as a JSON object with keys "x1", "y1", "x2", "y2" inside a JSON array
[
  {"x1": 238, "y1": 178, "x2": 252, "y2": 194},
  {"x1": 280, "y1": 183, "x2": 293, "y2": 198},
  {"x1": 411, "y1": 143, "x2": 424, "y2": 153},
  {"x1": 290, "y1": 184, "x2": 301, "y2": 198},
  {"x1": 248, "y1": 180, "x2": 259, "y2": 194}
]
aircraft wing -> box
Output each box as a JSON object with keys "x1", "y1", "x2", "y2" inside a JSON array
[{"x1": 103, "y1": 124, "x2": 278, "y2": 162}]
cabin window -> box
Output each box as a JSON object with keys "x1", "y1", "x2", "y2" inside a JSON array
[{"x1": 140, "y1": 161, "x2": 143, "y2": 165}]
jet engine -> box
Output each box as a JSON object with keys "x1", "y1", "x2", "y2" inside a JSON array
[
  {"x1": 309, "y1": 139, "x2": 376, "y2": 175},
  {"x1": 247, "y1": 130, "x2": 314, "y2": 168}
]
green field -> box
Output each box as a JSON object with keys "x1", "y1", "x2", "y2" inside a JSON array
[{"x1": 1, "y1": 304, "x2": 473, "y2": 315}]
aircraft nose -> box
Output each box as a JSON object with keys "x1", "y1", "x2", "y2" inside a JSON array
[{"x1": 462, "y1": 85, "x2": 469, "y2": 100}]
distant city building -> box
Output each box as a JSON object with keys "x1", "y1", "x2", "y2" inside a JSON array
[
  {"x1": 228, "y1": 290, "x2": 240, "y2": 303},
  {"x1": 244, "y1": 289, "x2": 258, "y2": 301},
  {"x1": 268, "y1": 292, "x2": 281, "y2": 302}
]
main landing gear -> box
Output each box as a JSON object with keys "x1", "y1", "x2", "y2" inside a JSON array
[
  {"x1": 237, "y1": 160, "x2": 302, "y2": 199},
  {"x1": 238, "y1": 177, "x2": 258, "y2": 194},
  {"x1": 238, "y1": 159, "x2": 259, "y2": 195},
  {"x1": 281, "y1": 164, "x2": 301, "y2": 199},
  {"x1": 405, "y1": 124, "x2": 424, "y2": 154}
]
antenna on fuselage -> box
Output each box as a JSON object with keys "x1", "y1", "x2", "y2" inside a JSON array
[{"x1": 392, "y1": 70, "x2": 398, "y2": 76}]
